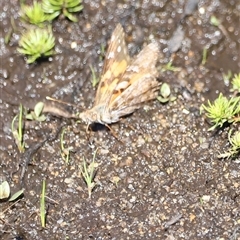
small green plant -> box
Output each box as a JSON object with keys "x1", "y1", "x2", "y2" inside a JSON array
[
  {"x1": 20, "y1": 1, "x2": 52, "y2": 26},
  {"x1": 210, "y1": 15, "x2": 221, "y2": 27},
  {"x1": 0, "y1": 181, "x2": 10, "y2": 200},
  {"x1": 218, "y1": 130, "x2": 240, "y2": 159},
  {"x1": 40, "y1": 179, "x2": 46, "y2": 227},
  {"x1": 201, "y1": 93, "x2": 240, "y2": 131},
  {"x1": 26, "y1": 102, "x2": 46, "y2": 121},
  {"x1": 210, "y1": 15, "x2": 229, "y2": 38},
  {"x1": 11, "y1": 104, "x2": 25, "y2": 153},
  {"x1": 42, "y1": 0, "x2": 83, "y2": 22},
  {"x1": 17, "y1": 27, "x2": 55, "y2": 64},
  {"x1": 60, "y1": 127, "x2": 73, "y2": 164},
  {"x1": 99, "y1": 43, "x2": 106, "y2": 61},
  {"x1": 160, "y1": 61, "x2": 181, "y2": 72},
  {"x1": 89, "y1": 65, "x2": 100, "y2": 88},
  {"x1": 201, "y1": 47, "x2": 208, "y2": 65},
  {"x1": 4, "y1": 17, "x2": 16, "y2": 44},
  {"x1": 157, "y1": 83, "x2": 176, "y2": 103},
  {"x1": 9, "y1": 189, "x2": 24, "y2": 202},
  {"x1": 81, "y1": 149, "x2": 98, "y2": 198},
  {"x1": 0, "y1": 180, "x2": 24, "y2": 201},
  {"x1": 231, "y1": 73, "x2": 240, "y2": 93},
  {"x1": 222, "y1": 70, "x2": 232, "y2": 86}
]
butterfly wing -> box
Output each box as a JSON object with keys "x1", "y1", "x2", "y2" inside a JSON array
[
  {"x1": 109, "y1": 42, "x2": 160, "y2": 116},
  {"x1": 94, "y1": 24, "x2": 130, "y2": 106}
]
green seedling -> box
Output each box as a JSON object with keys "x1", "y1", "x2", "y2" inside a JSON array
[
  {"x1": 4, "y1": 17, "x2": 16, "y2": 44},
  {"x1": 0, "y1": 181, "x2": 24, "y2": 201},
  {"x1": 26, "y1": 102, "x2": 46, "y2": 121},
  {"x1": 210, "y1": 15, "x2": 229, "y2": 38},
  {"x1": 157, "y1": 83, "x2": 176, "y2": 103},
  {"x1": 201, "y1": 47, "x2": 208, "y2": 65},
  {"x1": 201, "y1": 93, "x2": 240, "y2": 131},
  {"x1": 5, "y1": 28, "x2": 13, "y2": 45},
  {"x1": 11, "y1": 104, "x2": 25, "y2": 153},
  {"x1": 9, "y1": 189, "x2": 24, "y2": 202},
  {"x1": 90, "y1": 65, "x2": 100, "y2": 88},
  {"x1": 42, "y1": 0, "x2": 83, "y2": 22},
  {"x1": 0, "y1": 181, "x2": 10, "y2": 200},
  {"x1": 231, "y1": 73, "x2": 240, "y2": 93},
  {"x1": 99, "y1": 43, "x2": 106, "y2": 62},
  {"x1": 40, "y1": 180, "x2": 46, "y2": 228},
  {"x1": 222, "y1": 70, "x2": 232, "y2": 86},
  {"x1": 160, "y1": 61, "x2": 181, "y2": 72},
  {"x1": 218, "y1": 130, "x2": 240, "y2": 159},
  {"x1": 17, "y1": 27, "x2": 55, "y2": 64},
  {"x1": 60, "y1": 128, "x2": 73, "y2": 164},
  {"x1": 81, "y1": 149, "x2": 98, "y2": 198},
  {"x1": 210, "y1": 15, "x2": 220, "y2": 27},
  {"x1": 20, "y1": 1, "x2": 52, "y2": 26}
]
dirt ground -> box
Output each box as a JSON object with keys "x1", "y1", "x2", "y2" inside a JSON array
[{"x1": 0, "y1": 0, "x2": 240, "y2": 239}]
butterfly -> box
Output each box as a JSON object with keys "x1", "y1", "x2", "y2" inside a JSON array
[{"x1": 79, "y1": 24, "x2": 160, "y2": 126}]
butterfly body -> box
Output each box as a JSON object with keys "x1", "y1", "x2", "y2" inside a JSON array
[
  {"x1": 80, "y1": 105, "x2": 116, "y2": 125},
  {"x1": 79, "y1": 24, "x2": 160, "y2": 126}
]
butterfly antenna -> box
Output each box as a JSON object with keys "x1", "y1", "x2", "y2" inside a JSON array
[{"x1": 46, "y1": 96, "x2": 78, "y2": 107}]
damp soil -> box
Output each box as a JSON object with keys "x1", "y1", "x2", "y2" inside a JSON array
[{"x1": 1, "y1": 0, "x2": 240, "y2": 239}]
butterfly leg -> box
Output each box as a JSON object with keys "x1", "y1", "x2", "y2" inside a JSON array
[
  {"x1": 105, "y1": 124, "x2": 124, "y2": 144},
  {"x1": 85, "y1": 123, "x2": 94, "y2": 144}
]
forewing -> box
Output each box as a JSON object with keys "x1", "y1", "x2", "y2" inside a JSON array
[
  {"x1": 94, "y1": 24, "x2": 130, "y2": 106},
  {"x1": 109, "y1": 42, "x2": 160, "y2": 111}
]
